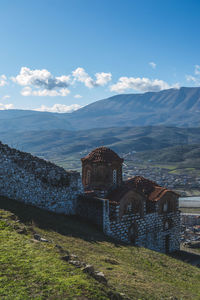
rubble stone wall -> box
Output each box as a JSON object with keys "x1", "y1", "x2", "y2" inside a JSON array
[
  {"x1": 181, "y1": 214, "x2": 200, "y2": 226},
  {"x1": 0, "y1": 142, "x2": 83, "y2": 214}
]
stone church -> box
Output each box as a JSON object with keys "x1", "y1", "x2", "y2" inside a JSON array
[
  {"x1": 78, "y1": 146, "x2": 180, "y2": 253},
  {"x1": 0, "y1": 141, "x2": 180, "y2": 253}
]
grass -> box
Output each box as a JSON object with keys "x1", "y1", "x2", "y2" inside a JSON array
[
  {"x1": 1, "y1": 196, "x2": 200, "y2": 300},
  {"x1": 176, "y1": 189, "x2": 200, "y2": 197},
  {"x1": 180, "y1": 207, "x2": 200, "y2": 213},
  {"x1": 0, "y1": 215, "x2": 110, "y2": 299},
  {"x1": 149, "y1": 164, "x2": 177, "y2": 170}
]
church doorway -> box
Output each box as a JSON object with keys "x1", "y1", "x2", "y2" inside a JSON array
[{"x1": 128, "y1": 223, "x2": 137, "y2": 245}]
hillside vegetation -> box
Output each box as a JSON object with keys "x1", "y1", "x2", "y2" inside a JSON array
[
  {"x1": 135, "y1": 144, "x2": 200, "y2": 168},
  {"x1": 1, "y1": 197, "x2": 200, "y2": 300}
]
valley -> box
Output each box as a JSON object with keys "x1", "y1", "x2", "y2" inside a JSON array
[{"x1": 1, "y1": 125, "x2": 200, "y2": 195}]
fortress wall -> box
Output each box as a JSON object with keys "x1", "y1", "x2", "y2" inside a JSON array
[
  {"x1": 0, "y1": 142, "x2": 83, "y2": 214},
  {"x1": 76, "y1": 195, "x2": 105, "y2": 227}
]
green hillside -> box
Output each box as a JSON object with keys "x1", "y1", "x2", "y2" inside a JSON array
[
  {"x1": 134, "y1": 144, "x2": 200, "y2": 168},
  {"x1": 1, "y1": 197, "x2": 200, "y2": 300},
  {"x1": 1, "y1": 126, "x2": 200, "y2": 170},
  {"x1": 135, "y1": 144, "x2": 200, "y2": 162}
]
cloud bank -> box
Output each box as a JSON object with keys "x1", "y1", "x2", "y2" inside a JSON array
[
  {"x1": 21, "y1": 87, "x2": 70, "y2": 97},
  {"x1": 34, "y1": 103, "x2": 82, "y2": 113},
  {"x1": 0, "y1": 103, "x2": 14, "y2": 110},
  {"x1": 12, "y1": 66, "x2": 179, "y2": 96},
  {"x1": 110, "y1": 77, "x2": 179, "y2": 93},
  {"x1": 12, "y1": 67, "x2": 112, "y2": 97}
]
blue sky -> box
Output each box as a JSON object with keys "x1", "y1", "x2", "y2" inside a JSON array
[{"x1": 0, "y1": 0, "x2": 200, "y2": 112}]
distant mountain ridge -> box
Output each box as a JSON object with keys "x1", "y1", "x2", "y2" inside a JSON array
[
  {"x1": 67, "y1": 87, "x2": 200, "y2": 129},
  {"x1": 0, "y1": 87, "x2": 200, "y2": 131}
]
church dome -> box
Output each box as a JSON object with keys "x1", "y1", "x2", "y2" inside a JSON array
[{"x1": 81, "y1": 146, "x2": 124, "y2": 163}]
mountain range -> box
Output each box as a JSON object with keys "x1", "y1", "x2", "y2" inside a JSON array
[{"x1": 0, "y1": 87, "x2": 200, "y2": 132}]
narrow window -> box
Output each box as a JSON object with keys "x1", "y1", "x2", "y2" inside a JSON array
[
  {"x1": 124, "y1": 202, "x2": 132, "y2": 214},
  {"x1": 86, "y1": 170, "x2": 91, "y2": 185},
  {"x1": 113, "y1": 169, "x2": 117, "y2": 185},
  {"x1": 164, "y1": 221, "x2": 169, "y2": 230},
  {"x1": 163, "y1": 202, "x2": 168, "y2": 212}
]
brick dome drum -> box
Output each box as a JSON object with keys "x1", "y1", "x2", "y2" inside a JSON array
[{"x1": 81, "y1": 147, "x2": 124, "y2": 192}]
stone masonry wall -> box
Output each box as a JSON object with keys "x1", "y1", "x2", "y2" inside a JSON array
[
  {"x1": 0, "y1": 142, "x2": 83, "y2": 214},
  {"x1": 76, "y1": 195, "x2": 104, "y2": 227},
  {"x1": 104, "y1": 202, "x2": 180, "y2": 253}
]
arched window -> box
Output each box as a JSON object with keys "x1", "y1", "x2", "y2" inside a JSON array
[
  {"x1": 124, "y1": 202, "x2": 132, "y2": 214},
  {"x1": 163, "y1": 219, "x2": 172, "y2": 230},
  {"x1": 163, "y1": 201, "x2": 168, "y2": 212},
  {"x1": 128, "y1": 223, "x2": 138, "y2": 245},
  {"x1": 164, "y1": 221, "x2": 169, "y2": 230},
  {"x1": 86, "y1": 170, "x2": 91, "y2": 185},
  {"x1": 113, "y1": 169, "x2": 117, "y2": 185}
]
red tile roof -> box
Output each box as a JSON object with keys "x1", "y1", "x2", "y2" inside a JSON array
[
  {"x1": 81, "y1": 146, "x2": 124, "y2": 163},
  {"x1": 107, "y1": 176, "x2": 177, "y2": 203}
]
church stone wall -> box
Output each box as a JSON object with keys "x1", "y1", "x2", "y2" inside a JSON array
[
  {"x1": 0, "y1": 142, "x2": 83, "y2": 214},
  {"x1": 104, "y1": 202, "x2": 180, "y2": 253}
]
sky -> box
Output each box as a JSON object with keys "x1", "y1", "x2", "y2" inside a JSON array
[{"x1": 0, "y1": 0, "x2": 200, "y2": 113}]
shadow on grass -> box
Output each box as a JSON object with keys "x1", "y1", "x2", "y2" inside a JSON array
[
  {"x1": 1, "y1": 196, "x2": 199, "y2": 268},
  {"x1": 0, "y1": 196, "x2": 122, "y2": 246},
  {"x1": 169, "y1": 249, "x2": 200, "y2": 267}
]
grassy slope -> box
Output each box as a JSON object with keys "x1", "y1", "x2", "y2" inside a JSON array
[
  {"x1": 0, "y1": 217, "x2": 110, "y2": 299},
  {"x1": 1, "y1": 197, "x2": 200, "y2": 300}
]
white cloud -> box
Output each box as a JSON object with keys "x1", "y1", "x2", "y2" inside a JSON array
[
  {"x1": 12, "y1": 67, "x2": 71, "y2": 89},
  {"x1": 74, "y1": 94, "x2": 82, "y2": 98},
  {"x1": 12, "y1": 66, "x2": 112, "y2": 97},
  {"x1": 186, "y1": 75, "x2": 197, "y2": 82},
  {"x1": 0, "y1": 75, "x2": 7, "y2": 87},
  {"x1": 186, "y1": 65, "x2": 200, "y2": 85},
  {"x1": 149, "y1": 62, "x2": 156, "y2": 69},
  {"x1": 12, "y1": 67, "x2": 71, "y2": 97},
  {"x1": 12, "y1": 67, "x2": 51, "y2": 86},
  {"x1": 95, "y1": 72, "x2": 112, "y2": 86},
  {"x1": 34, "y1": 103, "x2": 82, "y2": 113},
  {"x1": 110, "y1": 76, "x2": 178, "y2": 93},
  {"x1": 21, "y1": 86, "x2": 70, "y2": 97},
  {"x1": 2, "y1": 95, "x2": 10, "y2": 100},
  {"x1": 72, "y1": 67, "x2": 94, "y2": 88},
  {"x1": 0, "y1": 102, "x2": 14, "y2": 110},
  {"x1": 195, "y1": 65, "x2": 200, "y2": 75},
  {"x1": 72, "y1": 67, "x2": 112, "y2": 88}
]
